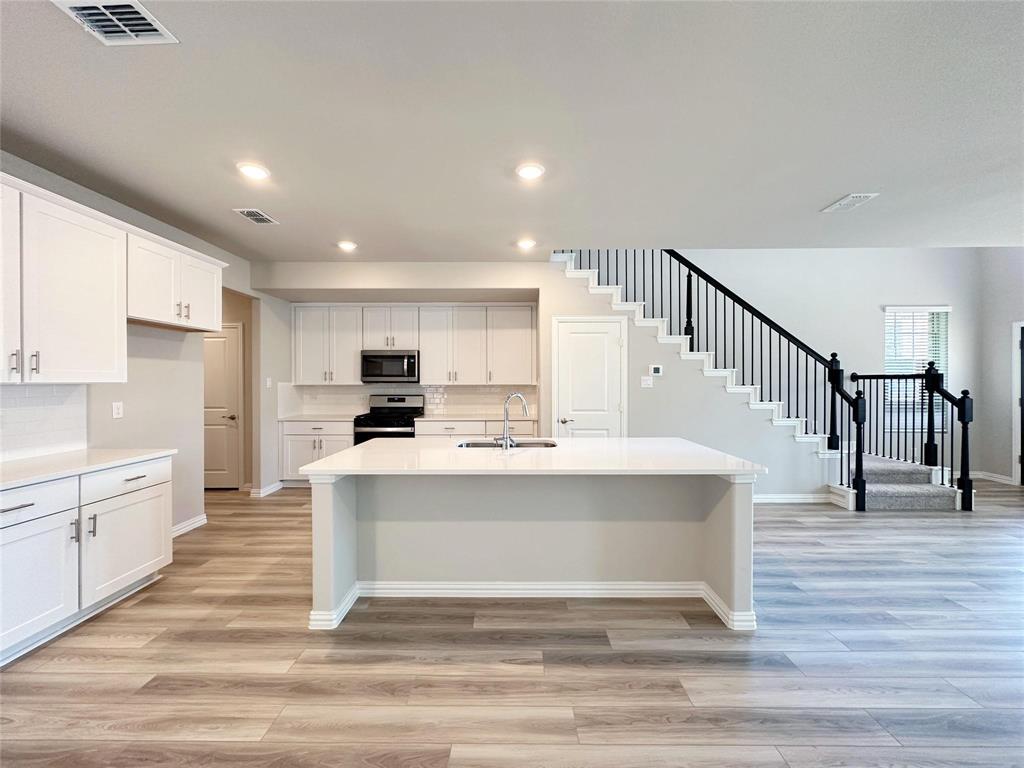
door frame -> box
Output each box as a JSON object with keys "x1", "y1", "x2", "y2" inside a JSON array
[
  {"x1": 550, "y1": 316, "x2": 629, "y2": 438},
  {"x1": 204, "y1": 321, "x2": 245, "y2": 489},
  {"x1": 1013, "y1": 321, "x2": 1023, "y2": 485}
]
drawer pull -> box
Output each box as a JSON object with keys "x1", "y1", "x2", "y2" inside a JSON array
[
  {"x1": 88, "y1": 513, "x2": 98, "y2": 537},
  {"x1": 1, "y1": 502, "x2": 35, "y2": 514},
  {"x1": 444, "y1": 426, "x2": 455, "y2": 430},
  {"x1": 123, "y1": 475, "x2": 147, "y2": 482},
  {"x1": 311, "y1": 427, "x2": 323, "y2": 430}
]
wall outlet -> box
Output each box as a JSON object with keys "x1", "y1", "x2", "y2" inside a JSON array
[
  {"x1": 640, "y1": 376, "x2": 654, "y2": 389},
  {"x1": 649, "y1": 364, "x2": 663, "y2": 376},
  {"x1": 111, "y1": 401, "x2": 124, "y2": 419}
]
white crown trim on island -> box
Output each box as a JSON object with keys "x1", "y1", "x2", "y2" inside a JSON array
[
  {"x1": 309, "y1": 580, "x2": 756, "y2": 631},
  {"x1": 171, "y1": 513, "x2": 207, "y2": 538}
]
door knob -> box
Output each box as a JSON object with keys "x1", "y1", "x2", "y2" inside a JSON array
[
  {"x1": 222, "y1": 414, "x2": 237, "y2": 421},
  {"x1": 559, "y1": 418, "x2": 575, "y2": 424}
]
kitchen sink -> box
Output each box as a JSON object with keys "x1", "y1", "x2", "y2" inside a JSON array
[{"x1": 456, "y1": 439, "x2": 558, "y2": 449}]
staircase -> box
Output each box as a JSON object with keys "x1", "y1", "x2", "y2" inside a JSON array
[{"x1": 556, "y1": 248, "x2": 975, "y2": 512}]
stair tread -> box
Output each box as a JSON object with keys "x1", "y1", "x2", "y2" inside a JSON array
[{"x1": 865, "y1": 483, "x2": 957, "y2": 496}]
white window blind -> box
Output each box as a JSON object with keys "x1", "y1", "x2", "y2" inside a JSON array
[{"x1": 883, "y1": 306, "x2": 950, "y2": 417}]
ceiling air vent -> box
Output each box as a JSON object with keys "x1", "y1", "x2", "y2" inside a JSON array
[
  {"x1": 233, "y1": 208, "x2": 280, "y2": 225},
  {"x1": 820, "y1": 193, "x2": 880, "y2": 213},
  {"x1": 51, "y1": 2, "x2": 178, "y2": 46}
]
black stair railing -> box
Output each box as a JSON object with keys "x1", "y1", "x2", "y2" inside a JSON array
[{"x1": 850, "y1": 362, "x2": 974, "y2": 511}]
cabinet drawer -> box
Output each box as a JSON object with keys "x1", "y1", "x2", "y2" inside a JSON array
[
  {"x1": 416, "y1": 420, "x2": 486, "y2": 436},
  {"x1": 81, "y1": 457, "x2": 172, "y2": 506},
  {"x1": 485, "y1": 421, "x2": 536, "y2": 437},
  {"x1": 0, "y1": 476, "x2": 78, "y2": 529},
  {"x1": 281, "y1": 420, "x2": 353, "y2": 436}
]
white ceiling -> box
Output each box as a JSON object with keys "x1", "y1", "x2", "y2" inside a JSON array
[{"x1": 1, "y1": 1, "x2": 1021, "y2": 262}]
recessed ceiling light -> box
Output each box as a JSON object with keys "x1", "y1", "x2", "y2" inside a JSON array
[
  {"x1": 337, "y1": 240, "x2": 358, "y2": 253},
  {"x1": 515, "y1": 162, "x2": 545, "y2": 181},
  {"x1": 236, "y1": 162, "x2": 270, "y2": 181},
  {"x1": 517, "y1": 238, "x2": 537, "y2": 251}
]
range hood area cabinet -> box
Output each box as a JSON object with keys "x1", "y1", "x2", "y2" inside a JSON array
[
  {"x1": 126, "y1": 234, "x2": 222, "y2": 332},
  {"x1": 291, "y1": 303, "x2": 535, "y2": 386}
]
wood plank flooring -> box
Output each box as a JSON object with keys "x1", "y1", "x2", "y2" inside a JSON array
[{"x1": 2, "y1": 481, "x2": 1022, "y2": 767}]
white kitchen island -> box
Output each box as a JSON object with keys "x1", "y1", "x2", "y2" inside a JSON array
[{"x1": 300, "y1": 437, "x2": 765, "y2": 630}]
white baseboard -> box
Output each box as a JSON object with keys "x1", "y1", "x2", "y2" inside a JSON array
[
  {"x1": 250, "y1": 481, "x2": 284, "y2": 498},
  {"x1": 308, "y1": 582, "x2": 360, "y2": 629},
  {"x1": 171, "y1": 514, "x2": 207, "y2": 538},
  {"x1": 828, "y1": 484, "x2": 855, "y2": 510},
  {"x1": 972, "y1": 471, "x2": 1016, "y2": 485},
  {"x1": 754, "y1": 493, "x2": 831, "y2": 504},
  {"x1": 310, "y1": 580, "x2": 754, "y2": 631}
]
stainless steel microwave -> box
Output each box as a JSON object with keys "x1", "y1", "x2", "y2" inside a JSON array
[{"x1": 360, "y1": 350, "x2": 419, "y2": 383}]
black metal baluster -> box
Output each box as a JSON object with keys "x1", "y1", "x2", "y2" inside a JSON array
[
  {"x1": 768, "y1": 329, "x2": 773, "y2": 401},
  {"x1": 949, "y1": 402, "x2": 955, "y2": 487}
]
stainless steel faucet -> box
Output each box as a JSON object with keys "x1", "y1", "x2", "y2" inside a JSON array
[{"x1": 499, "y1": 392, "x2": 530, "y2": 450}]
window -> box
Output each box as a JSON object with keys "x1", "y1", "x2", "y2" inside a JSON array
[{"x1": 883, "y1": 306, "x2": 950, "y2": 418}]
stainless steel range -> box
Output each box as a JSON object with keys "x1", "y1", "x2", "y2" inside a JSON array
[{"x1": 352, "y1": 394, "x2": 425, "y2": 445}]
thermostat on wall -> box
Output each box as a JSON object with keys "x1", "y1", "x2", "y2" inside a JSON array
[{"x1": 649, "y1": 364, "x2": 663, "y2": 376}]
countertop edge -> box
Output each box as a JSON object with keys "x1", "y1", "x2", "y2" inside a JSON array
[{"x1": 1, "y1": 448, "x2": 178, "y2": 491}]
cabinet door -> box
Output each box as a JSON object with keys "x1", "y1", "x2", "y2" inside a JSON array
[
  {"x1": 319, "y1": 435, "x2": 353, "y2": 459},
  {"x1": 180, "y1": 255, "x2": 221, "y2": 332},
  {"x1": 21, "y1": 193, "x2": 127, "y2": 383},
  {"x1": 452, "y1": 307, "x2": 488, "y2": 385},
  {"x1": 293, "y1": 306, "x2": 330, "y2": 384},
  {"x1": 390, "y1": 307, "x2": 419, "y2": 349},
  {"x1": 0, "y1": 185, "x2": 21, "y2": 383},
  {"x1": 418, "y1": 307, "x2": 452, "y2": 385},
  {"x1": 80, "y1": 484, "x2": 171, "y2": 609},
  {"x1": 487, "y1": 306, "x2": 535, "y2": 384},
  {"x1": 329, "y1": 306, "x2": 362, "y2": 385},
  {"x1": 363, "y1": 307, "x2": 390, "y2": 349},
  {"x1": 282, "y1": 433, "x2": 319, "y2": 480},
  {"x1": 0, "y1": 508, "x2": 79, "y2": 653},
  {"x1": 127, "y1": 234, "x2": 181, "y2": 326}
]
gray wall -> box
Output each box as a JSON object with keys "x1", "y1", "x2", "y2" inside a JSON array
[
  {"x1": 88, "y1": 325, "x2": 204, "y2": 527},
  {"x1": 221, "y1": 290, "x2": 254, "y2": 487}
]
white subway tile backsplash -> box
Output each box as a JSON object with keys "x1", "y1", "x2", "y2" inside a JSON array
[
  {"x1": 0, "y1": 384, "x2": 88, "y2": 461},
  {"x1": 278, "y1": 383, "x2": 537, "y2": 418}
]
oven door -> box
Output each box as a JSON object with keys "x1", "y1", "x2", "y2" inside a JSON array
[
  {"x1": 360, "y1": 351, "x2": 419, "y2": 383},
  {"x1": 353, "y1": 426, "x2": 416, "y2": 445}
]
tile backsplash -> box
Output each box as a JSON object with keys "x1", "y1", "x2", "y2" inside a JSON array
[
  {"x1": 280, "y1": 384, "x2": 538, "y2": 418},
  {"x1": 0, "y1": 384, "x2": 88, "y2": 461}
]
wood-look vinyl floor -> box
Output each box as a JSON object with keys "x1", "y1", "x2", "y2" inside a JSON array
[{"x1": 2, "y1": 481, "x2": 1023, "y2": 767}]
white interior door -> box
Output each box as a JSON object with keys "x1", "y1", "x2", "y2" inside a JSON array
[
  {"x1": 554, "y1": 319, "x2": 625, "y2": 437},
  {"x1": 1, "y1": 184, "x2": 21, "y2": 383},
  {"x1": 203, "y1": 324, "x2": 243, "y2": 489}
]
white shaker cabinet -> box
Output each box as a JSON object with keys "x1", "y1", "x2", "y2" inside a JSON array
[
  {"x1": 362, "y1": 306, "x2": 419, "y2": 350},
  {"x1": 293, "y1": 306, "x2": 330, "y2": 384},
  {"x1": 280, "y1": 421, "x2": 354, "y2": 480},
  {"x1": 127, "y1": 234, "x2": 222, "y2": 332},
  {"x1": 329, "y1": 306, "x2": 362, "y2": 385},
  {"x1": 20, "y1": 193, "x2": 127, "y2": 383},
  {"x1": 452, "y1": 307, "x2": 488, "y2": 385},
  {"x1": 80, "y1": 482, "x2": 172, "y2": 609},
  {"x1": 1, "y1": 184, "x2": 21, "y2": 383},
  {"x1": 487, "y1": 306, "x2": 535, "y2": 385},
  {"x1": 418, "y1": 307, "x2": 453, "y2": 385},
  {"x1": 0, "y1": 507, "x2": 80, "y2": 651}
]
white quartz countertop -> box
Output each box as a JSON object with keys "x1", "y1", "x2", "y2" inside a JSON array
[
  {"x1": 415, "y1": 414, "x2": 538, "y2": 422},
  {"x1": 0, "y1": 448, "x2": 177, "y2": 491},
  {"x1": 279, "y1": 413, "x2": 361, "y2": 421},
  {"x1": 301, "y1": 437, "x2": 764, "y2": 478}
]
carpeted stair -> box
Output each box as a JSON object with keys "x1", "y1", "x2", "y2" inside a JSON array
[{"x1": 862, "y1": 454, "x2": 957, "y2": 510}]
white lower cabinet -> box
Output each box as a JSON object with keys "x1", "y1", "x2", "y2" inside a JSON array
[
  {"x1": 280, "y1": 421, "x2": 354, "y2": 480},
  {"x1": 80, "y1": 483, "x2": 172, "y2": 609},
  {"x1": 282, "y1": 434, "x2": 320, "y2": 479},
  {"x1": 0, "y1": 507, "x2": 79, "y2": 651}
]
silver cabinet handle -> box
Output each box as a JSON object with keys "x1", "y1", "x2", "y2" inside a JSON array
[
  {"x1": 176, "y1": 302, "x2": 183, "y2": 318},
  {"x1": 323, "y1": 371, "x2": 328, "y2": 382},
  {"x1": 9, "y1": 349, "x2": 21, "y2": 374},
  {"x1": 124, "y1": 474, "x2": 147, "y2": 482},
  {"x1": 447, "y1": 370, "x2": 451, "y2": 382},
  {"x1": 392, "y1": 336, "x2": 396, "y2": 347},
  {"x1": 184, "y1": 303, "x2": 191, "y2": 320},
  {"x1": 87, "y1": 513, "x2": 98, "y2": 537},
  {"x1": 319, "y1": 438, "x2": 324, "y2": 450},
  {"x1": 313, "y1": 438, "x2": 318, "y2": 449},
  {"x1": 70, "y1": 518, "x2": 80, "y2": 542},
  {"x1": 453, "y1": 370, "x2": 458, "y2": 382},
  {"x1": 311, "y1": 427, "x2": 323, "y2": 430},
  {"x1": 329, "y1": 370, "x2": 334, "y2": 382},
  {"x1": 29, "y1": 351, "x2": 40, "y2": 374},
  {"x1": 559, "y1": 418, "x2": 575, "y2": 424},
  {"x1": 488, "y1": 370, "x2": 492, "y2": 382},
  {"x1": 1, "y1": 502, "x2": 34, "y2": 514},
  {"x1": 444, "y1": 426, "x2": 455, "y2": 431}
]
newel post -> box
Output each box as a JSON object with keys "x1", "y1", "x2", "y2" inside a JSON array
[
  {"x1": 683, "y1": 269, "x2": 694, "y2": 351},
  {"x1": 957, "y1": 389, "x2": 974, "y2": 511},
  {"x1": 923, "y1": 361, "x2": 941, "y2": 466},
  {"x1": 852, "y1": 390, "x2": 867, "y2": 512},
  {"x1": 827, "y1": 353, "x2": 842, "y2": 451}
]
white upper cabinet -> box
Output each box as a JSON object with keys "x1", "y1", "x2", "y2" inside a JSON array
[
  {"x1": 418, "y1": 307, "x2": 452, "y2": 385},
  {"x1": 21, "y1": 193, "x2": 127, "y2": 383},
  {"x1": 293, "y1": 306, "x2": 330, "y2": 384},
  {"x1": 1, "y1": 185, "x2": 21, "y2": 383},
  {"x1": 362, "y1": 307, "x2": 419, "y2": 350},
  {"x1": 128, "y1": 234, "x2": 222, "y2": 332},
  {"x1": 329, "y1": 306, "x2": 362, "y2": 385},
  {"x1": 487, "y1": 306, "x2": 535, "y2": 385},
  {"x1": 452, "y1": 307, "x2": 488, "y2": 385}
]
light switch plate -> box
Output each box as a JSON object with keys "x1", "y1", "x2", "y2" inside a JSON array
[
  {"x1": 112, "y1": 401, "x2": 124, "y2": 419},
  {"x1": 640, "y1": 376, "x2": 654, "y2": 389}
]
